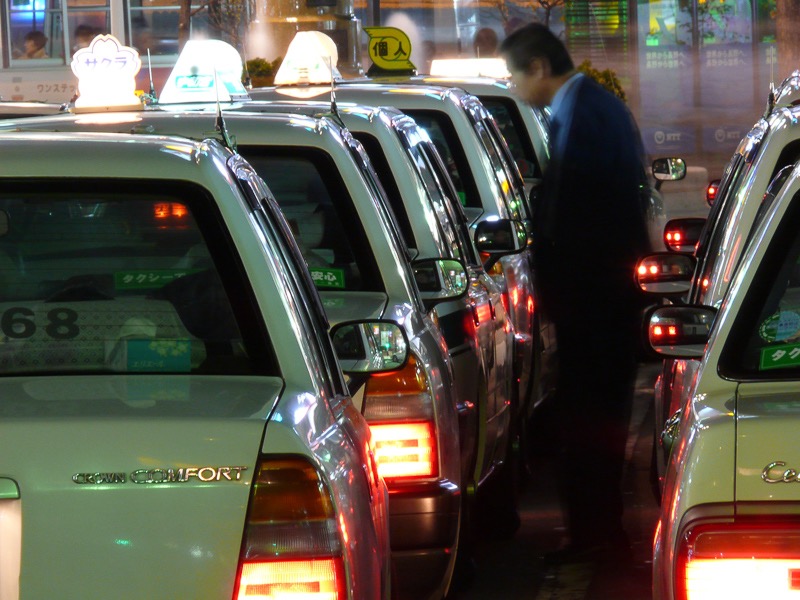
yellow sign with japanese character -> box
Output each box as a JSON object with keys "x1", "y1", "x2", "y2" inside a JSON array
[{"x1": 364, "y1": 27, "x2": 416, "y2": 72}]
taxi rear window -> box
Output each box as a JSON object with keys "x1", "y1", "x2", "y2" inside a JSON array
[
  {"x1": 240, "y1": 147, "x2": 384, "y2": 293},
  {"x1": 479, "y1": 96, "x2": 542, "y2": 179},
  {"x1": 400, "y1": 110, "x2": 482, "y2": 210},
  {"x1": 0, "y1": 180, "x2": 271, "y2": 377},
  {"x1": 723, "y1": 188, "x2": 800, "y2": 377}
]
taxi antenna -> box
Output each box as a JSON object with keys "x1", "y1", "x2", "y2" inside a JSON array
[
  {"x1": 326, "y1": 56, "x2": 345, "y2": 129},
  {"x1": 214, "y1": 68, "x2": 236, "y2": 151},
  {"x1": 147, "y1": 49, "x2": 157, "y2": 103},
  {"x1": 242, "y1": 46, "x2": 252, "y2": 90}
]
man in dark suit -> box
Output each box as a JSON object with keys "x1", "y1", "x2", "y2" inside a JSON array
[{"x1": 500, "y1": 23, "x2": 650, "y2": 565}]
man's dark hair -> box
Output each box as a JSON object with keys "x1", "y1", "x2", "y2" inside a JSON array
[{"x1": 499, "y1": 22, "x2": 574, "y2": 76}]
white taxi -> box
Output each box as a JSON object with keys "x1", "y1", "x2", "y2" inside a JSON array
[
  {"x1": 205, "y1": 97, "x2": 521, "y2": 512},
  {"x1": 647, "y1": 159, "x2": 800, "y2": 600},
  {"x1": 252, "y1": 81, "x2": 537, "y2": 455},
  {"x1": 0, "y1": 131, "x2": 393, "y2": 598},
  {"x1": 3, "y1": 108, "x2": 472, "y2": 600},
  {"x1": 1, "y1": 34, "x2": 473, "y2": 598},
  {"x1": 638, "y1": 95, "x2": 800, "y2": 499}
]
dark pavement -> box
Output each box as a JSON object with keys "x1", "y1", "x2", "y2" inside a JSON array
[{"x1": 456, "y1": 362, "x2": 661, "y2": 600}]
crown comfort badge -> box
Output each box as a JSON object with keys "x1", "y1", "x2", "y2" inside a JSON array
[{"x1": 73, "y1": 466, "x2": 248, "y2": 485}]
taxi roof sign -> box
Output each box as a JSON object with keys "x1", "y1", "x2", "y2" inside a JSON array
[
  {"x1": 71, "y1": 34, "x2": 143, "y2": 112},
  {"x1": 160, "y1": 40, "x2": 250, "y2": 104},
  {"x1": 429, "y1": 58, "x2": 510, "y2": 79},
  {"x1": 273, "y1": 31, "x2": 342, "y2": 87},
  {"x1": 365, "y1": 27, "x2": 415, "y2": 73}
]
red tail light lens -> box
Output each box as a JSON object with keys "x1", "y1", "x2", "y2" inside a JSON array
[
  {"x1": 234, "y1": 456, "x2": 346, "y2": 600},
  {"x1": 364, "y1": 355, "x2": 439, "y2": 482},
  {"x1": 677, "y1": 521, "x2": 800, "y2": 600},
  {"x1": 706, "y1": 181, "x2": 720, "y2": 207}
]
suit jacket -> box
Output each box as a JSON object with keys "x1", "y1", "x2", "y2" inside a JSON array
[{"x1": 533, "y1": 76, "x2": 650, "y2": 320}]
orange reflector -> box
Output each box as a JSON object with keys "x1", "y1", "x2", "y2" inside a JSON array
[
  {"x1": 370, "y1": 422, "x2": 437, "y2": 479},
  {"x1": 237, "y1": 558, "x2": 345, "y2": 599},
  {"x1": 479, "y1": 251, "x2": 505, "y2": 276},
  {"x1": 248, "y1": 457, "x2": 335, "y2": 523},
  {"x1": 366, "y1": 355, "x2": 427, "y2": 393}
]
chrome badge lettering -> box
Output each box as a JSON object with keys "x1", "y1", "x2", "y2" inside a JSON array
[
  {"x1": 74, "y1": 466, "x2": 247, "y2": 484},
  {"x1": 72, "y1": 472, "x2": 127, "y2": 484},
  {"x1": 762, "y1": 461, "x2": 800, "y2": 483}
]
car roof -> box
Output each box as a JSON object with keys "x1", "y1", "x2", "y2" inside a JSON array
[{"x1": 0, "y1": 130, "x2": 229, "y2": 182}]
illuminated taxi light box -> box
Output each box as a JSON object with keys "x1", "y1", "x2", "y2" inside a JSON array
[
  {"x1": 160, "y1": 40, "x2": 250, "y2": 104},
  {"x1": 273, "y1": 31, "x2": 340, "y2": 99},
  {"x1": 71, "y1": 34, "x2": 143, "y2": 113},
  {"x1": 429, "y1": 58, "x2": 510, "y2": 79}
]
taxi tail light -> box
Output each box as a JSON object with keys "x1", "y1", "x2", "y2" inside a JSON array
[
  {"x1": 676, "y1": 520, "x2": 800, "y2": 600},
  {"x1": 234, "y1": 456, "x2": 346, "y2": 600},
  {"x1": 363, "y1": 354, "x2": 439, "y2": 481},
  {"x1": 706, "y1": 181, "x2": 720, "y2": 206}
]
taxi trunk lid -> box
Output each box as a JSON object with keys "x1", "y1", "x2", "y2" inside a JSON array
[
  {"x1": 735, "y1": 384, "x2": 800, "y2": 502},
  {"x1": 0, "y1": 374, "x2": 280, "y2": 598}
]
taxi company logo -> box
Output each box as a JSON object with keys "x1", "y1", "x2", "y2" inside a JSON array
[
  {"x1": 72, "y1": 466, "x2": 248, "y2": 485},
  {"x1": 654, "y1": 131, "x2": 681, "y2": 144},
  {"x1": 761, "y1": 461, "x2": 800, "y2": 483}
]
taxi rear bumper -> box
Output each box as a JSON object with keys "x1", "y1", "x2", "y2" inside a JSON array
[{"x1": 388, "y1": 479, "x2": 460, "y2": 599}]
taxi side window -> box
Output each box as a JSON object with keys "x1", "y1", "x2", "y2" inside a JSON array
[
  {"x1": 241, "y1": 146, "x2": 384, "y2": 293},
  {"x1": 0, "y1": 181, "x2": 271, "y2": 377}
]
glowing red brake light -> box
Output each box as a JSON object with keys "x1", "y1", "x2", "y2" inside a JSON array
[
  {"x1": 234, "y1": 456, "x2": 346, "y2": 600},
  {"x1": 364, "y1": 355, "x2": 439, "y2": 481},
  {"x1": 370, "y1": 422, "x2": 437, "y2": 478},
  {"x1": 706, "y1": 181, "x2": 720, "y2": 206},
  {"x1": 676, "y1": 521, "x2": 800, "y2": 600}
]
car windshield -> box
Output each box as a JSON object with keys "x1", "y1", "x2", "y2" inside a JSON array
[{"x1": 0, "y1": 181, "x2": 263, "y2": 376}]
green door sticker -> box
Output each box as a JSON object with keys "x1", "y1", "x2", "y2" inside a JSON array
[
  {"x1": 309, "y1": 267, "x2": 346, "y2": 289},
  {"x1": 760, "y1": 342, "x2": 800, "y2": 370}
]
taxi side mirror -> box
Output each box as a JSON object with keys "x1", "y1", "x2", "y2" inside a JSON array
[
  {"x1": 652, "y1": 157, "x2": 687, "y2": 190},
  {"x1": 646, "y1": 305, "x2": 716, "y2": 358},
  {"x1": 635, "y1": 252, "x2": 696, "y2": 296},
  {"x1": 474, "y1": 218, "x2": 527, "y2": 271},
  {"x1": 412, "y1": 258, "x2": 468, "y2": 309},
  {"x1": 663, "y1": 217, "x2": 706, "y2": 254},
  {"x1": 330, "y1": 319, "x2": 409, "y2": 374}
]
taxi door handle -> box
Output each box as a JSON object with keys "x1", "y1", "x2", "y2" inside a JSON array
[{"x1": 0, "y1": 478, "x2": 20, "y2": 500}]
